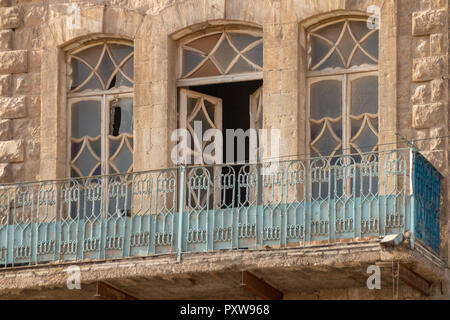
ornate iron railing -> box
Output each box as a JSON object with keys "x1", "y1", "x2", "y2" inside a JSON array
[{"x1": 0, "y1": 148, "x2": 441, "y2": 267}]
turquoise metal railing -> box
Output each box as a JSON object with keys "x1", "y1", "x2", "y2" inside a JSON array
[
  {"x1": 413, "y1": 151, "x2": 441, "y2": 254},
  {"x1": 0, "y1": 148, "x2": 441, "y2": 267}
]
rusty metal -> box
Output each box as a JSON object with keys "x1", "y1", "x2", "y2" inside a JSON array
[
  {"x1": 94, "y1": 281, "x2": 138, "y2": 300},
  {"x1": 241, "y1": 271, "x2": 283, "y2": 300},
  {"x1": 398, "y1": 264, "x2": 430, "y2": 296}
]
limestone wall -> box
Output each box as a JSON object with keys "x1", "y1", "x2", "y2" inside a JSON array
[{"x1": 0, "y1": 0, "x2": 448, "y2": 299}]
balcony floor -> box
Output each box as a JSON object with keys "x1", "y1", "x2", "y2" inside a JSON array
[{"x1": 0, "y1": 238, "x2": 445, "y2": 300}]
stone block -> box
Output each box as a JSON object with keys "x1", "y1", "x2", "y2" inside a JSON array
[
  {"x1": 0, "y1": 74, "x2": 11, "y2": 96},
  {"x1": 0, "y1": 163, "x2": 9, "y2": 183},
  {"x1": 431, "y1": 79, "x2": 445, "y2": 102},
  {"x1": 0, "y1": 7, "x2": 21, "y2": 29},
  {"x1": 412, "y1": 9, "x2": 447, "y2": 35},
  {"x1": 0, "y1": 119, "x2": 11, "y2": 140},
  {"x1": 412, "y1": 102, "x2": 444, "y2": 129},
  {"x1": 412, "y1": 56, "x2": 446, "y2": 82},
  {"x1": 411, "y1": 84, "x2": 429, "y2": 104},
  {"x1": 0, "y1": 30, "x2": 12, "y2": 51},
  {"x1": 0, "y1": 139, "x2": 24, "y2": 162},
  {"x1": 13, "y1": 74, "x2": 28, "y2": 95},
  {"x1": 0, "y1": 50, "x2": 27, "y2": 74},
  {"x1": 0, "y1": 96, "x2": 26, "y2": 118},
  {"x1": 430, "y1": 33, "x2": 446, "y2": 56}
]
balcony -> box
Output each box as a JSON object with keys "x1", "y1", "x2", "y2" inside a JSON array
[{"x1": 0, "y1": 148, "x2": 442, "y2": 269}]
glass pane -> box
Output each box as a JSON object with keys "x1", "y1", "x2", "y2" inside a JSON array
[
  {"x1": 349, "y1": 21, "x2": 371, "y2": 41},
  {"x1": 73, "y1": 146, "x2": 100, "y2": 177},
  {"x1": 319, "y1": 50, "x2": 345, "y2": 69},
  {"x1": 212, "y1": 37, "x2": 238, "y2": 72},
  {"x1": 311, "y1": 127, "x2": 340, "y2": 157},
  {"x1": 361, "y1": 31, "x2": 379, "y2": 59},
  {"x1": 229, "y1": 57, "x2": 257, "y2": 74},
  {"x1": 78, "y1": 74, "x2": 103, "y2": 91},
  {"x1": 110, "y1": 139, "x2": 121, "y2": 157},
  {"x1": 310, "y1": 122, "x2": 324, "y2": 141},
  {"x1": 98, "y1": 51, "x2": 115, "y2": 87},
  {"x1": 350, "y1": 48, "x2": 374, "y2": 67},
  {"x1": 310, "y1": 36, "x2": 333, "y2": 68},
  {"x1": 71, "y1": 141, "x2": 83, "y2": 160},
  {"x1": 187, "y1": 34, "x2": 221, "y2": 55},
  {"x1": 90, "y1": 139, "x2": 101, "y2": 157},
  {"x1": 351, "y1": 118, "x2": 364, "y2": 138},
  {"x1": 337, "y1": 27, "x2": 356, "y2": 65},
  {"x1": 204, "y1": 100, "x2": 216, "y2": 126},
  {"x1": 76, "y1": 45, "x2": 103, "y2": 68},
  {"x1": 70, "y1": 59, "x2": 92, "y2": 90},
  {"x1": 370, "y1": 117, "x2": 379, "y2": 131},
  {"x1": 230, "y1": 33, "x2": 261, "y2": 51},
  {"x1": 310, "y1": 80, "x2": 342, "y2": 119},
  {"x1": 243, "y1": 43, "x2": 263, "y2": 67},
  {"x1": 330, "y1": 119, "x2": 342, "y2": 139},
  {"x1": 71, "y1": 100, "x2": 101, "y2": 138},
  {"x1": 316, "y1": 22, "x2": 344, "y2": 43},
  {"x1": 183, "y1": 49, "x2": 206, "y2": 76},
  {"x1": 351, "y1": 76, "x2": 378, "y2": 115},
  {"x1": 187, "y1": 97, "x2": 198, "y2": 116},
  {"x1": 110, "y1": 141, "x2": 133, "y2": 173},
  {"x1": 121, "y1": 56, "x2": 134, "y2": 80},
  {"x1": 190, "y1": 59, "x2": 221, "y2": 78},
  {"x1": 109, "y1": 44, "x2": 133, "y2": 64},
  {"x1": 354, "y1": 126, "x2": 378, "y2": 152}
]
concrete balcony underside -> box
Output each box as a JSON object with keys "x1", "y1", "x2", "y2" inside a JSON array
[{"x1": 0, "y1": 239, "x2": 445, "y2": 299}]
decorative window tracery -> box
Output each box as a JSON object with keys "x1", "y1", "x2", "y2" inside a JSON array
[
  {"x1": 68, "y1": 41, "x2": 134, "y2": 177},
  {"x1": 180, "y1": 31, "x2": 263, "y2": 79},
  {"x1": 307, "y1": 18, "x2": 379, "y2": 159}
]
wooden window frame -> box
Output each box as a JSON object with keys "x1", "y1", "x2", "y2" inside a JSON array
[{"x1": 67, "y1": 40, "x2": 134, "y2": 178}]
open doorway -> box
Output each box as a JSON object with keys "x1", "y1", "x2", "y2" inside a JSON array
[
  {"x1": 179, "y1": 80, "x2": 263, "y2": 208},
  {"x1": 187, "y1": 80, "x2": 262, "y2": 164}
]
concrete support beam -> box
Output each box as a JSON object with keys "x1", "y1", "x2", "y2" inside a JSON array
[
  {"x1": 95, "y1": 281, "x2": 138, "y2": 300},
  {"x1": 241, "y1": 271, "x2": 283, "y2": 300},
  {"x1": 398, "y1": 264, "x2": 431, "y2": 296}
]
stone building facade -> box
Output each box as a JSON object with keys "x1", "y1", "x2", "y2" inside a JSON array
[{"x1": 0, "y1": 0, "x2": 448, "y2": 300}]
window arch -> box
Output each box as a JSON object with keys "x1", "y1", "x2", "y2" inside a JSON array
[
  {"x1": 307, "y1": 18, "x2": 379, "y2": 159},
  {"x1": 178, "y1": 27, "x2": 263, "y2": 86},
  {"x1": 67, "y1": 40, "x2": 134, "y2": 177}
]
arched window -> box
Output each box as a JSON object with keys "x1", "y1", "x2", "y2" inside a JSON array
[
  {"x1": 307, "y1": 18, "x2": 379, "y2": 159},
  {"x1": 67, "y1": 40, "x2": 134, "y2": 177}
]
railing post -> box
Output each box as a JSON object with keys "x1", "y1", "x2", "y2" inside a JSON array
[
  {"x1": 177, "y1": 166, "x2": 186, "y2": 262},
  {"x1": 409, "y1": 147, "x2": 415, "y2": 249}
]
